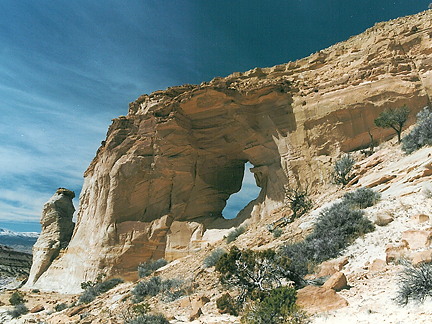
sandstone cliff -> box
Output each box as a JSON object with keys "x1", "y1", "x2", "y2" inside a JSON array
[{"x1": 27, "y1": 11, "x2": 432, "y2": 293}]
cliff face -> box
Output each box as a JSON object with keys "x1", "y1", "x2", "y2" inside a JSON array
[{"x1": 27, "y1": 11, "x2": 432, "y2": 293}]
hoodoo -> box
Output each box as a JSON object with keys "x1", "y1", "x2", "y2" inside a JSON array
[{"x1": 26, "y1": 11, "x2": 432, "y2": 293}]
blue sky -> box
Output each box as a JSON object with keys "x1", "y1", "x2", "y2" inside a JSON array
[{"x1": 0, "y1": 1, "x2": 429, "y2": 232}]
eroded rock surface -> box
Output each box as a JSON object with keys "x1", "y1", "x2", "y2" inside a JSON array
[
  {"x1": 29, "y1": 11, "x2": 432, "y2": 293},
  {"x1": 24, "y1": 188, "x2": 75, "y2": 289}
]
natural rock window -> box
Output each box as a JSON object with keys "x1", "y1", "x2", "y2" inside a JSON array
[{"x1": 223, "y1": 162, "x2": 261, "y2": 219}]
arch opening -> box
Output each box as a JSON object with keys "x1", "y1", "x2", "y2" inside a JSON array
[{"x1": 222, "y1": 162, "x2": 261, "y2": 219}]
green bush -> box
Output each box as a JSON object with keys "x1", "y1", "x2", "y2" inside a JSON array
[
  {"x1": 285, "y1": 187, "x2": 313, "y2": 220},
  {"x1": 8, "y1": 303, "x2": 28, "y2": 318},
  {"x1": 138, "y1": 259, "x2": 168, "y2": 278},
  {"x1": 216, "y1": 293, "x2": 239, "y2": 316},
  {"x1": 78, "y1": 287, "x2": 97, "y2": 304},
  {"x1": 280, "y1": 200, "x2": 375, "y2": 279},
  {"x1": 94, "y1": 277, "x2": 124, "y2": 294},
  {"x1": 132, "y1": 276, "x2": 185, "y2": 303},
  {"x1": 54, "y1": 303, "x2": 68, "y2": 312},
  {"x1": 273, "y1": 228, "x2": 283, "y2": 238},
  {"x1": 78, "y1": 277, "x2": 124, "y2": 304},
  {"x1": 342, "y1": 187, "x2": 381, "y2": 209},
  {"x1": 333, "y1": 154, "x2": 355, "y2": 185},
  {"x1": 9, "y1": 291, "x2": 25, "y2": 305},
  {"x1": 394, "y1": 261, "x2": 432, "y2": 306},
  {"x1": 215, "y1": 246, "x2": 295, "y2": 304},
  {"x1": 226, "y1": 226, "x2": 246, "y2": 244},
  {"x1": 203, "y1": 248, "x2": 227, "y2": 268},
  {"x1": 242, "y1": 286, "x2": 301, "y2": 324},
  {"x1": 402, "y1": 107, "x2": 432, "y2": 154},
  {"x1": 160, "y1": 278, "x2": 186, "y2": 302},
  {"x1": 132, "y1": 277, "x2": 162, "y2": 303},
  {"x1": 126, "y1": 313, "x2": 169, "y2": 324},
  {"x1": 374, "y1": 105, "x2": 410, "y2": 143}
]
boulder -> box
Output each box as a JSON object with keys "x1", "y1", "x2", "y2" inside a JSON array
[
  {"x1": 191, "y1": 296, "x2": 210, "y2": 309},
  {"x1": 412, "y1": 250, "x2": 432, "y2": 266},
  {"x1": 369, "y1": 259, "x2": 387, "y2": 272},
  {"x1": 411, "y1": 214, "x2": 430, "y2": 224},
  {"x1": 315, "y1": 256, "x2": 349, "y2": 278},
  {"x1": 374, "y1": 214, "x2": 394, "y2": 226},
  {"x1": 189, "y1": 307, "x2": 203, "y2": 321},
  {"x1": 402, "y1": 230, "x2": 432, "y2": 250},
  {"x1": 30, "y1": 304, "x2": 44, "y2": 313},
  {"x1": 179, "y1": 296, "x2": 191, "y2": 308},
  {"x1": 386, "y1": 242, "x2": 409, "y2": 263},
  {"x1": 322, "y1": 272, "x2": 348, "y2": 291},
  {"x1": 296, "y1": 286, "x2": 348, "y2": 313}
]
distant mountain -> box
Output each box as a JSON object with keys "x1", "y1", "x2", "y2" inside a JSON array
[{"x1": 0, "y1": 228, "x2": 38, "y2": 253}]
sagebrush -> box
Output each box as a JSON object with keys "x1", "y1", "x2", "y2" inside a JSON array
[
  {"x1": 226, "y1": 226, "x2": 246, "y2": 244},
  {"x1": 8, "y1": 303, "x2": 28, "y2": 318},
  {"x1": 203, "y1": 248, "x2": 227, "y2": 268},
  {"x1": 126, "y1": 313, "x2": 169, "y2": 324},
  {"x1": 342, "y1": 187, "x2": 381, "y2": 209},
  {"x1": 78, "y1": 277, "x2": 124, "y2": 304},
  {"x1": 242, "y1": 286, "x2": 309, "y2": 324},
  {"x1": 280, "y1": 198, "x2": 375, "y2": 279},
  {"x1": 402, "y1": 107, "x2": 432, "y2": 154},
  {"x1": 132, "y1": 276, "x2": 186, "y2": 303},
  {"x1": 9, "y1": 291, "x2": 25, "y2": 305},
  {"x1": 138, "y1": 259, "x2": 168, "y2": 278}
]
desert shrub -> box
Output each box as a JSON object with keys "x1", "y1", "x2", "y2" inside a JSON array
[
  {"x1": 32, "y1": 289, "x2": 40, "y2": 293},
  {"x1": 203, "y1": 248, "x2": 227, "y2": 268},
  {"x1": 226, "y1": 226, "x2": 246, "y2": 244},
  {"x1": 394, "y1": 261, "x2": 432, "y2": 306},
  {"x1": 273, "y1": 228, "x2": 283, "y2": 238},
  {"x1": 138, "y1": 259, "x2": 168, "y2": 278},
  {"x1": 54, "y1": 303, "x2": 68, "y2": 312},
  {"x1": 78, "y1": 287, "x2": 97, "y2": 304},
  {"x1": 79, "y1": 277, "x2": 124, "y2": 304},
  {"x1": 285, "y1": 187, "x2": 313, "y2": 220},
  {"x1": 160, "y1": 278, "x2": 186, "y2": 302},
  {"x1": 307, "y1": 202, "x2": 375, "y2": 260},
  {"x1": 333, "y1": 154, "x2": 355, "y2": 185},
  {"x1": 215, "y1": 246, "x2": 296, "y2": 304},
  {"x1": 132, "y1": 277, "x2": 162, "y2": 303},
  {"x1": 126, "y1": 313, "x2": 169, "y2": 324},
  {"x1": 216, "y1": 293, "x2": 239, "y2": 316},
  {"x1": 241, "y1": 286, "x2": 303, "y2": 324},
  {"x1": 8, "y1": 303, "x2": 28, "y2": 318},
  {"x1": 342, "y1": 187, "x2": 381, "y2": 209},
  {"x1": 280, "y1": 200, "x2": 375, "y2": 279},
  {"x1": 402, "y1": 107, "x2": 432, "y2": 154},
  {"x1": 94, "y1": 277, "x2": 124, "y2": 294},
  {"x1": 9, "y1": 291, "x2": 25, "y2": 305},
  {"x1": 374, "y1": 104, "x2": 410, "y2": 143},
  {"x1": 132, "y1": 276, "x2": 186, "y2": 303},
  {"x1": 422, "y1": 184, "x2": 432, "y2": 199}
]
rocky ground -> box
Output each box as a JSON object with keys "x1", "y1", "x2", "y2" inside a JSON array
[{"x1": 2, "y1": 137, "x2": 432, "y2": 323}]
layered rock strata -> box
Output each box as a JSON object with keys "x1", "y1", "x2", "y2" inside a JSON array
[
  {"x1": 0, "y1": 245, "x2": 32, "y2": 278},
  {"x1": 24, "y1": 188, "x2": 75, "y2": 288},
  {"x1": 27, "y1": 11, "x2": 432, "y2": 293}
]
